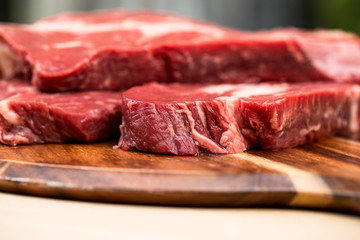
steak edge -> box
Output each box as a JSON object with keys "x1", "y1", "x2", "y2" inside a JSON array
[
  {"x1": 0, "y1": 79, "x2": 122, "y2": 145},
  {"x1": 118, "y1": 82, "x2": 360, "y2": 155},
  {"x1": 0, "y1": 10, "x2": 360, "y2": 92}
]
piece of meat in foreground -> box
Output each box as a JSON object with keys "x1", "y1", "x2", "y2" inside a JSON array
[
  {"x1": 0, "y1": 80, "x2": 122, "y2": 145},
  {"x1": 1, "y1": 9, "x2": 360, "y2": 92},
  {"x1": 118, "y1": 82, "x2": 360, "y2": 155}
]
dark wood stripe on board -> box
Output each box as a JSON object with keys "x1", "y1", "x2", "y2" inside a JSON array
[
  {"x1": 250, "y1": 147, "x2": 360, "y2": 180},
  {"x1": 317, "y1": 137, "x2": 360, "y2": 157},
  {"x1": 301, "y1": 144, "x2": 360, "y2": 167}
]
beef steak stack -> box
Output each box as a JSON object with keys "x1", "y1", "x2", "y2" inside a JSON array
[{"x1": 0, "y1": 9, "x2": 359, "y2": 155}]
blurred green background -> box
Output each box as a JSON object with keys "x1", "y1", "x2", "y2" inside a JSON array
[
  {"x1": 0, "y1": 0, "x2": 359, "y2": 35},
  {"x1": 311, "y1": 0, "x2": 360, "y2": 34}
]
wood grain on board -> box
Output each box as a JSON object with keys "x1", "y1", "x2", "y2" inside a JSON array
[{"x1": 0, "y1": 137, "x2": 359, "y2": 214}]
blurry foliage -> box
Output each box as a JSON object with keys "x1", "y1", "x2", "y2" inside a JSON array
[
  {"x1": 311, "y1": 0, "x2": 360, "y2": 35},
  {"x1": 0, "y1": 1, "x2": 10, "y2": 22}
]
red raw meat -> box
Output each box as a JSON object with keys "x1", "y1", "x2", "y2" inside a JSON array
[
  {"x1": 0, "y1": 10, "x2": 360, "y2": 92},
  {"x1": 118, "y1": 82, "x2": 360, "y2": 155},
  {"x1": 0, "y1": 80, "x2": 122, "y2": 145}
]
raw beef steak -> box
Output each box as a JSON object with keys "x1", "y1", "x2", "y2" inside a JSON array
[
  {"x1": 119, "y1": 82, "x2": 360, "y2": 155},
  {"x1": 1, "y1": 9, "x2": 360, "y2": 92},
  {"x1": 0, "y1": 80, "x2": 122, "y2": 145}
]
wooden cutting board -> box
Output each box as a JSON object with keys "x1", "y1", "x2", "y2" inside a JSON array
[{"x1": 0, "y1": 137, "x2": 359, "y2": 214}]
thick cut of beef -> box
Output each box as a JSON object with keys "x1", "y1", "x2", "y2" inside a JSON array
[
  {"x1": 0, "y1": 80, "x2": 122, "y2": 145},
  {"x1": 1, "y1": 9, "x2": 360, "y2": 92},
  {"x1": 119, "y1": 82, "x2": 360, "y2": 155}
]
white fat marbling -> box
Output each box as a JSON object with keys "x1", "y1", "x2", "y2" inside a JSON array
[
  {"x1": 0, "y1": 101, "x2": 21, "y2": 125},
  {"x1": 32, "y1": 19, "x2": 225, "y2": 39},
  {"x1": 196, "y1": 102, "x2": 207, "y2": 129},
  {"x1": 178, "y1": 103, "x2": 227, "y2": 154},
  {"x1": 51, "y1": 41, "x2": 85, "y2": 49},
  {"x1": 0, "y1": 42, "x2": 18, "y2": 78},
  {"x1": 350, "y1": 87, "x2": 360, "y2": 132},
  {"x1": 201, "y1": 84, "x2": 288, "y2": 99},
  {"x1": 299, "y1": 124, "x2": 321, "y2": 136}
]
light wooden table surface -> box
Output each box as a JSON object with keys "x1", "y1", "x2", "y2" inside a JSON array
[{"x1": 0, "y1": 192, "x2": 359, "y2": 240}]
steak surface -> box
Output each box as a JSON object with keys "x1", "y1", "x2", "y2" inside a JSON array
[
  {"x1": 1, "y1": 9, "x2": 360, "y2": 92},
  {"x1": 119, "y1": 82, "x2": 360, "y2": 155},
  {"x1": 0, "y1": 80, "x2": 122, "y2": 145}
]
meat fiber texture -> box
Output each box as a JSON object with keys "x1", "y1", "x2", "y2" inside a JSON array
[
  {"x1": 1, "y1": 9, "x2": 360, "y2": 92},
  {"x1": 119, "y1": 82, "x2": 360, "y2": 155},
  {"x1": 0, "y1": 79, "x2": 122, "y2": 145}
]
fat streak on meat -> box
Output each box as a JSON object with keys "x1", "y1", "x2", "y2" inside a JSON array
[
  {"x1": 119, "y1": 82, "x2": 360, "y2": 155},
  {"x1": 0, "y1": 80, "x2": 122, "y2": 145},
  {"x1": 0, "y1": 9, "x2": 360, "y2": 92}
]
